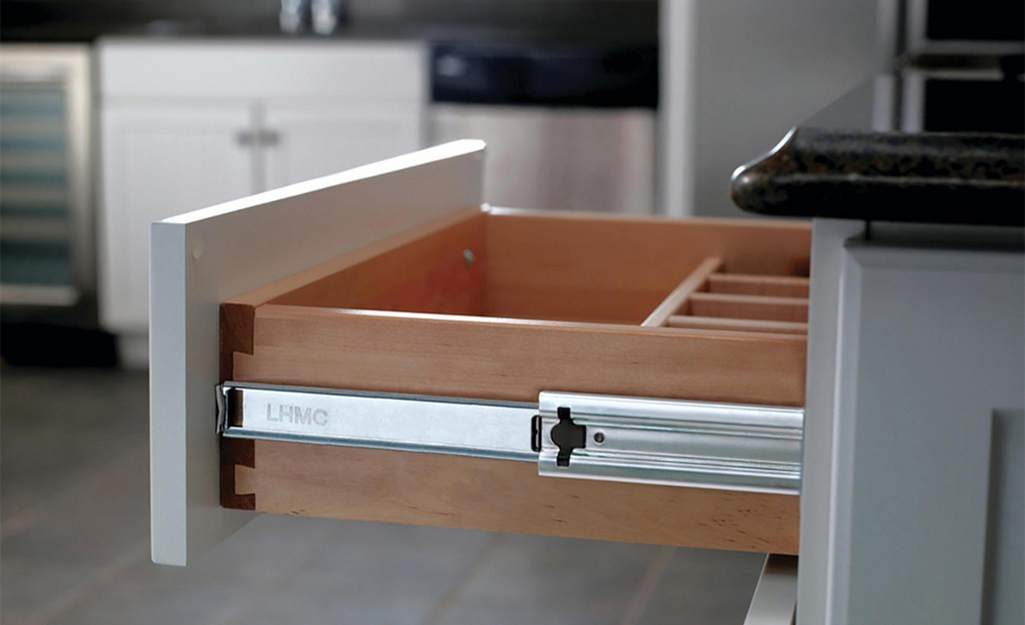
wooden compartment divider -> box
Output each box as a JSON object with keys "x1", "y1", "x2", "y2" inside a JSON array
[
  {"x1": 687, "y1": 293, "x2": 809, "y2": 323},
  {"x1": 642, "y1": 257, "x2": 723, "y2": 327},
  {"x1": 707, "y1": 274, "x2": 810, "y2": 298},
  {"x1": 640, "y1": 257, "x2": 810, "y2": 334},
  {"x1": 666, "y1": 316, "x2": 809, "y2": 334}
]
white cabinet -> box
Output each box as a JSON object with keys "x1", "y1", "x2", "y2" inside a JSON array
[
  {"x1": 263, "y1": 104, "x2": 421, "y2": 189},
  {"x1": 97, "y1": 41, "x2": 425, "y2": 361},
  {"x1": 100, "y1": 106, "x2": 254, "y2": 333},
  {"x1": 799, "y1": 220, "x2": 1024, "y2": 625}
]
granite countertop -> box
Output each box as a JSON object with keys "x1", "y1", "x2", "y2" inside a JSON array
[{"x1": 731, "y1": 68, "x2": 1025, "y2": 227}]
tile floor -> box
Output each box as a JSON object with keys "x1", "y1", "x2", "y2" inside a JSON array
[{"x1": 1, "y1": 368, "x2": 765, "y2": 625}]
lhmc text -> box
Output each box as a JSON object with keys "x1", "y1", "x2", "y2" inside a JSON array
[{"x1": 266, "y1": 403, "x2": 329, "y2": 426}]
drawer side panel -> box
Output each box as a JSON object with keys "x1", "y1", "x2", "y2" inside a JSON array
[
  {"x1": 231, "y1": 440, "x2": 800, "y2": 554},
  {"x1": 233, "y1": 306, "x2": 807, "y2": 407}
]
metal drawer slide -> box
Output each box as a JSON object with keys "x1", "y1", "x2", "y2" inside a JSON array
[{"x1": 218, "y1": 382, "x2": 803, "y2": 495}]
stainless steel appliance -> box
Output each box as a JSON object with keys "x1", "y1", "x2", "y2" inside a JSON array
[
  {"x1": 0, "y1": 45, "x2": 93, "y2": 314},
  {"x1": 429, "y1": 42, "x2": 657, "y2": 214}
]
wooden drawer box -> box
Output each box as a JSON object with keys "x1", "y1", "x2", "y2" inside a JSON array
[
  {"x1": 150, "y1": 141, "x2": 810, "y2": 566},
  {"x1": 223, "y1": 208, "x2": 810, "y2": 404}
]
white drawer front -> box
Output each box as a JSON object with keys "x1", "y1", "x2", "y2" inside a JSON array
[{"x1": 149, "y1": 140, "x2": 483, "y2": 566}]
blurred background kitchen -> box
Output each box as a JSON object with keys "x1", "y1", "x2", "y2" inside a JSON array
[{"x1": 0, "y1": 1, "x2": 1020, "y2": 624}]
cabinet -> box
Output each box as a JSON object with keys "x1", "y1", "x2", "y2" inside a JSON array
[
  {"x1": 263, "y1": 103, "x2": 421, "y2": 189},
  {"x1": 800, "y1": 220, "x2": 1024, "y2": 625},
  {"x1": 97, "y1": 41, "x2": 425, "y2": 361},
  {"x1": 100, "y1": 106, "x2": 254, "y2": 333}
]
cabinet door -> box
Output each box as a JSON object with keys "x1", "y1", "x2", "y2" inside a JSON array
[
  {"x1": 262, "y1": 103, "x2": 421, "y2": 190},
  {"x1": 100, "y1": 106, "x2": 254, "y2": 333}
]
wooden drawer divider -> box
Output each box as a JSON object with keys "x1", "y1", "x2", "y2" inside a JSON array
[
  {"x1": 643, "y1": 258, "x2": 810, "y2": 335},
  {"x1": 641, "y1": 257, "x2": 723, "y2": 327},
  {"x1": 707, "y1": 273, "x2": 810, "y2": 298}
]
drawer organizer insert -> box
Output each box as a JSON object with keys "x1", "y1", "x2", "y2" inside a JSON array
[{"x1": 219, "y1": 208, "x2": 811, "y2": 554}]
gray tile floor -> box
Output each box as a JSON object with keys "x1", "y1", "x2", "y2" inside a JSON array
[{"x1": 1, "y1": 368, "x2": 765, "y2": 625}]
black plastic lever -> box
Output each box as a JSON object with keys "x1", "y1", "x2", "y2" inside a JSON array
[{"x1": 550, "y1": 406, "x2": 586, "y2": 467}]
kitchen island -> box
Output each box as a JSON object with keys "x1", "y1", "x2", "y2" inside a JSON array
[{"x1": 732, "y1": 70, "x2": 1024, "y2": 625}]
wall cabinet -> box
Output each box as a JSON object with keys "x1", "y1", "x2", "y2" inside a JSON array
[{"x1": 97, "y1": 41, "x2": 425, "y2": 361}]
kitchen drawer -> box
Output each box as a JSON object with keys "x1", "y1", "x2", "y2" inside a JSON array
[{"x1": 151, "y1": 140, "x2": 810, "y2": 566}]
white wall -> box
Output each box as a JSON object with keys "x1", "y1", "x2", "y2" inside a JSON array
[{"x1": 660, "y1": 0, "x2": 880, "y2": 218}]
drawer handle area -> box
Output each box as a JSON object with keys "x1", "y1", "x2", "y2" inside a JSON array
[{"x1": 218, "y1": 383, "x2": 803, "y2": 495}]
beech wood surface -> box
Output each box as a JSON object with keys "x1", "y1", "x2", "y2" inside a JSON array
[
  {"x1": 220, "y1": 209, "x2": 812, "y2": 552},
  {"x1": 483, "y1": 210, "x2": 810, "y2": 323},
  {"x1": 707, "y1": 274, "x2": 810, "y2": 298},
  {"x1": 228, "y1": 440, "x2": 800, "y2": 555},
  {"x1": 688, "y1": 293, "x2": 810, "y2": 323},
  {"x1": 233, "y1": 305, "x2": 807, "y2": 406},
  {"x1": 269, "y1": 210, "x2": 486, "y2": 315},
  {"x1": 666, "y1": 315, "x2": 809, "y2": 335},
  {"x1": 226, "y1": 208, "x2": 483, "y2": 309},
  {"x1": 642, "y1": 257, "x2": 723, "y2": 327}
]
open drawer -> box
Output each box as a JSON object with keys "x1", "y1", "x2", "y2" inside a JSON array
[{"x1": 150, "y1": 141, "x2": 810, "y2": 566}]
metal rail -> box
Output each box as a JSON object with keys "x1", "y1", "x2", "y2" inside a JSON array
[{"x1": 219, "y1": 382, "x2": 803, "y2": 495}]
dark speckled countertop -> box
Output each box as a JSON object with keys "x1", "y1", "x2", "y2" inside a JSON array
[{"x1": 731, "y1": 70, "x2": 1025, "y2": 226}]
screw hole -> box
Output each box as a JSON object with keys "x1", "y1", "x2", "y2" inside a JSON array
[{"x1": 593, "y1": 432, "x2": 605, "y2": 444}]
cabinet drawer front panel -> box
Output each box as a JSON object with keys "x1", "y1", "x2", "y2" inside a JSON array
[{"x1": 150, "y1": 141, "x2": 485, "y2": 566}]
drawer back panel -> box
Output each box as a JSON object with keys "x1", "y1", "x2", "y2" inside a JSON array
[{"x1": 264, "y1": 210, "x2": 811, "y2": 326}]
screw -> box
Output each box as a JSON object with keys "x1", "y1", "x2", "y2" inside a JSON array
[
  {"x1": 463, "y1": 248, "x2": 475, "y2": 267},
  {"x1": 593, "y1": 432, "x2": 605, "y2": 444}
]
